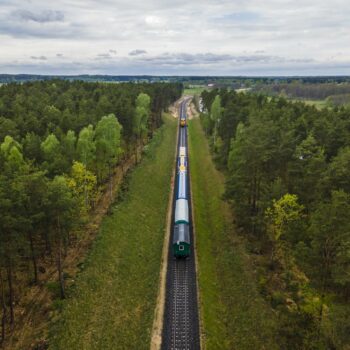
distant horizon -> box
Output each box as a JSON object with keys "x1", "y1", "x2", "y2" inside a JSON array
[{"x1": 2, "y1": 73, "x2": 350, "y2": 78}]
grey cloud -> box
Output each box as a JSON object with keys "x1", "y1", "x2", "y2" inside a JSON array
[
  {"x1": 95, "y1": 53, "x2": 112, "y2": 60},
  {"x1": 12, "y1": 9, "x2": 64, "y2": 23},
  {"x1": 1, "y1": 0, "x2": 350, "y2": 74},
  {"x1": 133, "y1": 52, "x2": 302, "y2": 66},
  {"x1": 2, "y1": 54, "x2": 350, "y2": 76},
  {"x1": 56, "y1": 53, "x2": 64, "y2": 57},
  {"x1": 30, "y1": 55, "x2": 47, "y2": 60},
  {"x1": 129, "y1": 49, "x2": 147, "y2": 56}
]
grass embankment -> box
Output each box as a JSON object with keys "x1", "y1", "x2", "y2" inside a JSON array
[
  {"x1": 189, "y1": 118, "x2": 278, "y2": 349},
  {"x1": 49, "y1": 114, "x2": 177, "y2": 349}
]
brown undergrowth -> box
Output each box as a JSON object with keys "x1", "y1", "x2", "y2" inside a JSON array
[{"x1": 2, "y1": 148, "x2": 142, "y2": 350}]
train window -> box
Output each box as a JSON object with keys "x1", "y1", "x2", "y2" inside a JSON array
[{"x1": 179, "y1": 245, "x2": 184, "y2": 251}]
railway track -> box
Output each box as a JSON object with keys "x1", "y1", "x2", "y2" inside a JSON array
[{"x1": 162, "y1": 99, "x2": 200, "y2": 350}]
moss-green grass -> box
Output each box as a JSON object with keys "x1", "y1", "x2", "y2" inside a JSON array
[
  {"x1": 49, "y1": 114, "x2": 177, "y2": 350},
  {"x1": 189, "y1": 118, "x2": 278, "y2": 349},
  {"x1": 183, "y1": 86, "x2": 206, "y2": 96},
  {"x1": 294, "y1": 98, "x2": 329, "y2": 109}
]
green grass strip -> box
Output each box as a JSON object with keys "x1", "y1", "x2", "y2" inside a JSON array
[
  {"x1": 188, "y1": 118, "x2": 278, "y2": 350},
  {"x1": 49, "y1": 114, "x2": 177, "y2": 350}
]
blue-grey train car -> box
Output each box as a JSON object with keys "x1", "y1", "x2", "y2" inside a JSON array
[
  {"x1": 176, "y1": 170, "x2": 188, "y2": 200},
  {"x1": 179, "y1": 146, "x2": 186, "y2": 157},
  {"x1": 178, "y1": 155, "x2": 187, "y2": 171},
  {"x1": 175, "y1": 198, "x2": 189, "y2": 225}
]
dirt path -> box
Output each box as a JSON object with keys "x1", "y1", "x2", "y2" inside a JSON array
[{"x1": 184, "y1": 96, "x2": 199, "y2": 120}]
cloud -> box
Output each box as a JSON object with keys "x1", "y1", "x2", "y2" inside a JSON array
[
  {"x1": 2, "y1": 53, "x2": 350, "y2": 76},
  {"x1": 129, "y1": 49, "x2": 147, "y2": 56},
  {"x1": 12, "y1": 9, "x2": 64, "y2": 23},
  {"x1": 56, "y1": 53, "x2": 64, "y2": 57},
  {"x1": 95, "y1": 53, "x2": 112, "y2": 60},
  {"x1": 144, "y1": 15, "x2": 165, "y2": 27},
  {"x1": 30, "y1": 55, "x2": 47, "y2": 60},
  {"x1": 0, "y1": 0, "x2": 350, "y2": 74},
  {"x1": 133, "y1": 52, "x2": 308, "y2": 66}
]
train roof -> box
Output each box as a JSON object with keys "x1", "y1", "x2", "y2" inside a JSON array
[
  {"x1": 173, "y1": 223, "x2": 190, "y2": 244},
  {"x1": 179, "y1": 147, "x2": 186, "y2": 157},
  {"x1": 175, "y1": 198, "x2": 189, "y2": 224},
  {"x1": 177, "y1": 171, "x2": 187, "y2": 199}
]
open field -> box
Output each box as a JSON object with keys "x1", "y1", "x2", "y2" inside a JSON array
[
  {"x1": 49, "y1": 114, "x2": 177, "y2": 349},
  {"x1": 183, "y1": 86, "x2": 206, "y2": 96},
  {"x1": 188, "y1": 117, "x2": 278, "y2": 349},
  {"x1": 291, "y1": 98, "x2": 330, "y2": 109}
]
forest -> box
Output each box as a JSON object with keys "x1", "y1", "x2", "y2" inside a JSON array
[
  {"x1": 0, "y1": 80, "x2": 182, "y2": 344},
  {"x1": 200, "y1": 89, "x2": 350, "y2": 349},
  {"x1": 254, "y1": 82, "x2": 350, "y2": 106}
]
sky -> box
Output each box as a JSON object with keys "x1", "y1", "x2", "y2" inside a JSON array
[{"x1": 1, "y1": 0, "x2": 350, "y2": 75}]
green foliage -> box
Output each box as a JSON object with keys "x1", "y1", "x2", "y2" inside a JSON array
[
  {"x1": 210, "y1": 95, "x2": 222, "y2": 122},
  {"x1": 290, "y1": 133, "x2": 326, "y2": 205},
  {"x1": 41, "y1": 134, "x2": 63, "y2": 176},
  {"x1": 61, "y1": 130, "x2": 76, "y2": 164},
  {"x1": 309, "y1": 190, "x2": 350, "y2": 289},
  {"x1": 133, "y1": 93, "x2": 151, "y2": 140},
  {"x1": 189, "y1": 118, "x2": 278, "y2": 349},
  {"x1": 323, "y1": 146, "x2": 350, "y2": 194},
  {"x1": 255, "y1": 81, "x2": 350, "y2": 103},
  {"x1": 23, "y1": 132, "x2": 42, "y2": 162},
  {"x1": 1, "y1": 137, "x2": 27, "y2": 197},
  {"x1": 77, "y1": 125, "x2": 95, "y2": 170},
  {"x1": 0, "y1": 79, "x2": 182, "y2": 140},
  {"x1": 265, "y1": 194, "x2": 304, "y2": 242},
  {"x1": 1, "y1": 135, "x2": 22, "y2": 158},
  {"x1": 210, "y1": 95, "x2": 223, "y2": 149},
  {"x1": 47, "y1": 175, "x2": 77, "y2": 231},
  {"x1": 67, "y1": 161, "x2": 97, "y2": 214},
  {"x1": 49, "y1": 114, "x2": 177, "y2": 349},
  {"x1": 0, "y1": 79, "x2": 182, "y2": 344},
  {"x1": 95, "y1": 114, "x2": 122, "y2": 182},
  {"x1": 201, "y1": 88, "x2": 350, "y2": 348},
  {"x1": 41, "y1": 134, "x2": 60, "y2": 159},
  {"x1": 0, "y1": 117, "x2": 18, "y2": 142}
]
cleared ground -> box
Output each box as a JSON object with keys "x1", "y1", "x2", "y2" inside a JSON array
[
  {"x1": 291, "y1": 98, "x2": 329, "y2": 109},
  {"x1": 188, "y1": 117, "x2": 278, "y2": 349},
  {"x1": 49, "y1": 114, "x2": 177, "y2": 349},
  {"x1": 183, "y1": 86, "x2": 206, "y2": 96}
]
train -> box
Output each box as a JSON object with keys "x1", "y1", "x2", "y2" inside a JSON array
[
  {"x1": 180, "y1": 98, "x2": 187, "y2": 127},
  {"x1": 173, "y1": 100, "x2": 191, "y2": 258}
]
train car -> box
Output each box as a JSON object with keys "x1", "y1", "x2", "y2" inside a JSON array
[
  {"x1": 179, "y1": 147, "x2": 186, "y2": 157},
  {"x1": 173, "y1": 101, "x2": 190, "y2": 258},
  {"x1": 176, "y1": 170, "x2": 187, "y2": 200},
  {"x1": 175, "y1": 198, "x2": 189, "y2": 224},
  {"x1": 178, "y1": 155, "x2": 187, "y2": 171},
  {"x1": 173, "y1": 223, "x2": 190, "y2": 257}
]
